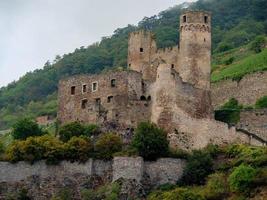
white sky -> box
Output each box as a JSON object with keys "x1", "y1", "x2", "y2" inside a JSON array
[{"x1": 0, "y1": 0, "x2": 195, "y2": 87}]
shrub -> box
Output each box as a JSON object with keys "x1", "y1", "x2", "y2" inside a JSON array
[
  {"x1": 226, "y1": 144, "x2": 267, "y2": 167},
  {"x1": 81, "y1": 182, "x2": 121, "y2": 200},
  {"x1": 204, "y1": 144, "x2": 221, "y2": 158},
  {"x1": 59, "y1": 122, "x2": 85, "y2": 142},
  {"x1": 5, "y1": 135, "x2": 64, "y2": 164},
  {"x1": 11, "y1": 118, "x2": 45, "y2": 140},
  {"x1": 255, "y1": 96, "x2": 267, "y2": 108},
  {"x1": 52, "y1": 188, "x2": 73, "y2": 200},
  {"x1": 224, "y1": 57, "x2": 234, "y2": 65},
  {"x1": 84, "y1": 124, "x2": 100, "y2": 136},
  {"x1": 204, "y1": 173, "x2": 228, "y2": 199},
  {"x1": 229, "y1": 164, "x2": 257, "y2": 194},
  {"x1": 148, "y1": 188, "x2": 204, "y2": 200},
  {"x1": 64, "y1": 136, "x2": 93, "y2": 162},
  {"x1": 168, "y1": 148, "x2": 189, "y2": 160},
  {"x1": 215, "y1": 98, "x2": 242, "y2": 124},
  {"x1": 95, "y1": 133, "x2": 122, "y2": 159},
  {"x1": 250, "y1": 35, "x2": 266, "y2": 53},
  {"x1": 181, "y1": 150, "x2": 213, "y2": 185},
  {"x1": 0, "y1": 140, "x2": 4, "y2": 154},
  {"x1": 216, "y1": 42, "x2": 233, "y2": 53},
  {"x1": 131, "y1": 122, "x2": 169, "y2": 160}
]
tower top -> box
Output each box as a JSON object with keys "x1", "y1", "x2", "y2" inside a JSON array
[{"x1": 180, "y1": 10, "x2": 211, "y2": 25}]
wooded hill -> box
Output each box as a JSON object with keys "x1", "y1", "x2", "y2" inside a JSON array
[{"x1": 0, "y1": 0, "x2": 266, "y2": 130}]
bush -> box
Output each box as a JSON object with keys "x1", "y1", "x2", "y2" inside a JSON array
[
  {"x1": 84, "y1": 124, "x2": 100, "y2": 136},
  {"x1": 81, "y1": 182, "x2": 121, "y2": 200},
  {"x1": 224, "y1": 57, "x2": 234, "y2": 65},
  {"x1": 226, "y1": 144, "x2": 267, "y2": 167},
  {"x1": 11, "y1": 118, "x2": 45, "y2": 140},
  {"x1": 59, "y1": 122, "x2": 85, "y2": 142},
  {"x1": 255, "y1": 96, "x2": 267, "y2": 108},
  {"x1": 168, "y1": 148, "x2": 189, "y2": 160},
  {"x1": 5, "y1": 135, "x2": 65, "y2": 164},
  {"x1": 95, "y1": 133, "x2": 122, "y2": 159},
  {"x1": 204, "y1": 173, "x2": 228, "y2": 199},
  {"x1": 64, "y1": 136, "x2": 93, "y2": 162},
  {"x1": 250, "y1": 35, "x2": 266, "y2": 53},
  {"x1": 59, "y1": 122, "x2": 100, "y2": 142},
  {"x1": 148, "y1": 188, "x2": 204, "y2": 200},
  {"x1": 51, "y1": 188, "x2": 73, "y2": 200},
  {"x1": 131, "y1": 122, "x2": 169, "y2": 160},
  {"x1": 229, "y1": 164, "x2": 257, "y2": 194},
  {"x1": 204, "y1": 144, "x2": 221, "y2": 158},
  {"x1": 0, "y1": 141, "x2": 4, "y2": 154},
  {"x1": 215, "y1": 98, "x2": 242, "y2": 124},
  {"x1": 181, "y1": 150, "x2": 213, "y2": 185},
  {"x1": 216, "y1": 42, "x2": 233, "y2": 53}
]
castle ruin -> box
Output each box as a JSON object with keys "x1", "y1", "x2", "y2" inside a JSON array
[{"x1": 58, "y1": 11, "x2": 265, "y2": 150}]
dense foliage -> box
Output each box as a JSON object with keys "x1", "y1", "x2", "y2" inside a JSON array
[
  {"x1": 180, "y1": 150, "x2": 213, "y2": 185},
  {"x1": 148, "y1": 144, "x2": 267, "y2": 200},
  {"x1": 0, "y1": 0, "x2": 267, "y2": 130},
  {"x1": 228, "y1": 164, "x2": 257, "y2": 194},
  {"x1": 11, "y1": 118, "x2": 46, "y2": 140},
  {"x1": 131, "y1": 122, "x2": 169, "y2": 160},
  {"x1": 215, "y1": 98, "x2": 243, "y2": 124},
  {"x1": 255, "y1": 95, "x2": 267, "y2": 108},
  {"x1": 58, "y1": 122, "x2": 99, "y2": 142},
  {"x1": 95, "y1": 133, "x2": 123, "y2": 159}
]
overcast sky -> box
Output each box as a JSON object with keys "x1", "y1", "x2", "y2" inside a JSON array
[{"x1": 0, "y1": 0, "x2": 195, "y2": 87}]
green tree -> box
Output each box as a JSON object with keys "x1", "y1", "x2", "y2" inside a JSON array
[
  {"x1": 95, "y1": 133, "x2": 123, "y2": 159},
  {"x1": 181, "y1": 150, "x2": 213, "y2": 185},
  {"x1": 250, "y1": 35, "x2": 266, "y2": 53},
  {"x1": 131, "y1": 122, "x2": 169, "y2": 160},
  {"x1": 11, "y1": 118, "x2": 45, "y2": 140},
  {"x1": 229, "y1": 164, "x2": 257, "y2": 194},
  {"x1": 58, "y1": 122, "x2": 85, "y2": 142}
]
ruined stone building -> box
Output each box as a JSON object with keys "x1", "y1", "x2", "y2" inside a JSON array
[{"x1": 58, "y1": 11, "x2": 266, "y2": 150}]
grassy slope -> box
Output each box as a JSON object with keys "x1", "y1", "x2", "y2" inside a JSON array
[{"x1": 211, "y1": 45, "x2": 267, "y2": 82}]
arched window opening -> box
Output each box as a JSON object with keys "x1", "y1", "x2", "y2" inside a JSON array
[
  {"x1": 140, "y1": 95, "x2": 146, "y2": 101},
  {"x1": 147, "y1": 96, "x2": 151, "y2": 101}
]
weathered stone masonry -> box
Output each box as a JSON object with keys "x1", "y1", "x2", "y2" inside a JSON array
[
  {"x1": 0, "y1": 157, "x2": 185, "y2": 199},
  {"x1": 58, "y1": 11, "x2": 266, "y2": 150}
]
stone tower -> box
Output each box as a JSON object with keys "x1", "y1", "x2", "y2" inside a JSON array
[
  {"x1": 178, "y1": 11, "x2": 211, "y2": 90},
  {"x1": 127, "y1": 30, "x2": 157, "y2": 80}
]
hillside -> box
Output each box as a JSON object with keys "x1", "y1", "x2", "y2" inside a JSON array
[{"x1": 0, "y1": 0, "x2": 267, "y2": 130}]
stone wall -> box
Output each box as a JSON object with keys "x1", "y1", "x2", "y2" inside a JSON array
[
  {"x1": 112, "y1": 157, "x2": 185, "y2": 187},
  {"x1": 0, "y1": 157, "x2": 185, "y2": 199},
  {"x1": 237, "y1": 109, "x2": 267, "y2": 141},
  {"x1": 211, "y1": 71, "x2": 267, "y2": 109},
  {"x1": 58, "y1": 71, "x2": 151, "y2": 127}
]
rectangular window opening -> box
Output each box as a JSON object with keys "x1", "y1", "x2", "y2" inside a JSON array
[
  {"x1": 81, "y1": 99, "x2": 88, "y2": 109},
  {"x1": 204, "y1": 16, "x2": 208, "y2": 24},
  {"x1": 92, "y1": 82, "x2": 98, "y2": 92},
  {"x1": 107, "y1": 96, "x2": 113, "y2": 103},
  {"x1": 95, "y1": 98, "x2": 101, "y2": 105},
  {"x1": 82, "y1": 84, "x2": 87, "y2": 93},
  {"x1": 71, "y1": 86, "x2": 76, "y2": 95},
  {"x1": 183, "y1": 15, "x2": 186, "y2": 23},
  {"x1": 111, "y1": 79, "x2": 116, "y2": 87},
  {"x1": 140, "y1": 48, "x2": 143, "y2": 52}
]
